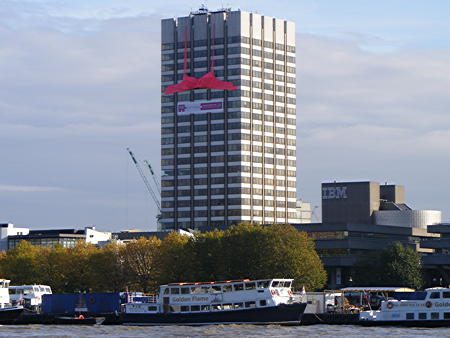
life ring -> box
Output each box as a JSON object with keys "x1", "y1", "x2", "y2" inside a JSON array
[
  {"x1": 288, "y1": 290, "x2": 293, "y2": 295},
  {"x1": 426, "y1": 301, "x2": 432, "y2": 308},
  {"x1": 89, "y1": 296, "x2": 96, "y2": 304},
  {"x1": 386, "y1": 302, "x2": 394, "y2": 309},
  {"x1": 271, "y1": 290, "x2": 276, "y2": 295}
]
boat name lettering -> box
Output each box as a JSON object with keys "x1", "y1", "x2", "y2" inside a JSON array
[
  {"x1": 399, "y1": 303, "x2": 426, "y2": 307},
  {"x1": 172, "y1": 296, "x2": 209, "y2": 302},
  {"x1": 434, "y1": 302, "x2": 450, "y2": 307}
]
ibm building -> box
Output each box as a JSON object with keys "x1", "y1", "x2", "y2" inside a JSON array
[{"x1": 160, "y1": 8, "x2": 298, "y2": 230}]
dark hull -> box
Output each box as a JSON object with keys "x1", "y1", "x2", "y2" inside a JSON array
[
  {"x1": 121, "y1": 303, "x2": 306, "y2": 326},
  {"x1": 0, "y1": 307, "x2": 24, "y2": 325},
  {"x1": 360, "y1": 319, "x2": 450, "y2": 327}
]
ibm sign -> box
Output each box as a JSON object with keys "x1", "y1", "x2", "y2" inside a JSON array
[{"x1": 322, "y1": 186, "x2": 348, "y2": 200}]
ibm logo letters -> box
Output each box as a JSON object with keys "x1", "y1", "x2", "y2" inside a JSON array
[{"x1": 322, "y1": 186, "x2": 348, "y2": 200}]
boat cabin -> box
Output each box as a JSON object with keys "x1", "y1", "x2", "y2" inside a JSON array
[
  {"x1": 360, "y1": 287, "x2": 450, "y2": 322},
  {"x1": 124, "y1": 278, "x2": 297, "y2": 314},
  {"x1": 9, "y1": 285, "x2": 52, "y2": 309},
  {"x1": 0, "y1": 279, "x2": 11, "y2": 308}
]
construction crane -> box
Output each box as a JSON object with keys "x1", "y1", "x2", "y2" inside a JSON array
[
  {"x1": 144, "y1": 160, "x2": 161, "y2": 196},
  {"x1": 127, "y1": 147, "x2": 161, "y2": 212}
]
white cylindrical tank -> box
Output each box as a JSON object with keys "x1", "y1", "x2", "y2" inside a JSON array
[{"x1": 374, "y1": 210, "x2": 442, "y2": 229}]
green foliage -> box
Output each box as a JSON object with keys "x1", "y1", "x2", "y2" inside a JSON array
[
  {"x1": 354, "y1": 242, "x2": 424, "y2": 289},
  {"x1": 119, "y1": 237, "x2": 161, "y2": 292},
  {"x1": 157, "y1": 223, "x2": 327, "y2": 291},
  {"x1": 0, "y1": 225, "x2": 327, "y2": 292}
]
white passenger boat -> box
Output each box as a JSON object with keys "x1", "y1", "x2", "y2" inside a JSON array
[
  {"x1": 9, "y1": 284, "x2": 52, "y2": 311},
  {"x1": 360, "y1": 287, "x2": 450, "y2": 327},
  {"x1": 120, "y1": 278, "x2": 306, "y2": 325},
  {"x1": 0, "y1": 279, "x2": 24, "y2": 324}
]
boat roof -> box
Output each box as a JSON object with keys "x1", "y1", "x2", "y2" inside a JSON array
[
  {"x1": 10, "y1": 285, "x2": 51, "y2": 289},
  {"x1": 341, "y1": 287, "x2": 415, "y2": 292},
  {"x1": 165, "y1": 278, "x2": 293, "y2": 287}
]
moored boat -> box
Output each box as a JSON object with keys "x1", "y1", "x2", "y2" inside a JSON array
[
  {"x1": 53, "y1": 315, "x2": 104, "y2": 325},
  {"x1": 359, "y1": 287, "x2": 450, "y2": 327},
  {"x1": 120, "y1": 278, "x2": 306, "y2": 325},
  {"x1": 0, "y1": 279, "x2": 24, "y2": 324}
]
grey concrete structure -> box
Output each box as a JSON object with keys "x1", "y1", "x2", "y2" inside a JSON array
[
  {"x1": 321, "y1": 181, "x2": 380, "y2": 224},
  {"x1": 295, "y1": 222, "x2": 438, "y2": 288},
  {"x1": 300, "y1": 180, "x2": 443, "y2": 288},
  {"x1": 160, "y1": 8, "x2": 297, "y2": 230},
  {"x1": 422, "y1": 223, "x2": 450, "y2": 286}
]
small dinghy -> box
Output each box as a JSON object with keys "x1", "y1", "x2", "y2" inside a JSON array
[{"x1": 54, "y1": 315, "x2": 104, "y2": 325}]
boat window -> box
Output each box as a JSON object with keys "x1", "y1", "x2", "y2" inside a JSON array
[
  {"x1": 180, "y1": 287, "x2": 190, "y2": 294},
  {"x1": 257, "y1": 281, "x2": 270, "y2": 289},
  {"x1": 418, "y1": 313, "x2": 427, "y2": 320},
  {"x1": 170, "y1": 288, "x2": 180, "y2": 295},
  {"x1": 180, "y1": 306, "x2": 189, "y2": 312},
  {"x1": 443, "y1": 292, "x2": 450, "y2": 298},
  {"x1": 39, "y1": 286, "x2": 45, "y2": 292},
  {"x1": 148, "y1": 306, "x2": 157, "y2": 311},
  {"x1": 406, "y1": 313, "x2": 414, "y2": 320},
  {"x1": 191, "y1": 286, "x2": 202, "y2": 294},
  {"x1": 170, "y1": 305, "x2": 181, "y2": 312},
  {"x1": 431, "y1": 312, "x2": 440, "y2": 320},
  {"x1": 430, "y1": 292, "x2": 441, "y2": 299},
  {"x1": 271, "y1": 281, "x2": 280, "y2": 288},
  {"x1": 234, "y1": 303, "x2": 243, "y2": 309},
  {"x1": 191, "y1": 305, "x2": 200, "y2": 312},
  {"x1": 163, "y1": 288, "x2": 169, "y2": 295},
  {"x1": 201, "y1": 305, "x2": 210, "y2": 311},
  {"x1": 212, "y1": 304, "x2": 221, "y2": 311},
  {"x1": 211, "y1": 285, "x2": 222, "y2": 293},
  {"x1": 285, "y1": 281, "x2": 292, "y2": 288},
  {"x1": 223, "y1": 303, "x2": 233, "y2": 310},
  {"x1": 223, "y1": 285, "x2": 232, "y2": 293},
  {"x1": 245, "y1": 282, "x2": 256, "y2": 290},
  {"x1": 259, "y1": 300, "x2": 267, "y2": 307},
  {"x1": 245, "y1": 301, "x2": 256, "y2": 308},
  {"x1": 201, "y1": 286, "x2": 210, "y2": 293},
  {"x1": 234, "y1": 284, "x2": 244, "y2": 291},
  {"x1": 45, "y1": 287, "x2": 51, "y2": 293},
  {"x1": 444, "y1": 313, "x2": 450, "y2": 319},
  {"x1": 34, "y1": 286, "x2": 39, "y2": 292}
]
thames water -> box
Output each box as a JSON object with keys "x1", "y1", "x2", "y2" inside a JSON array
[{"x1": 1, "y1": 325, "x2": 450, "y2": 337}]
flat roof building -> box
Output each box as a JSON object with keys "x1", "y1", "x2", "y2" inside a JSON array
[
  {"x1": 160, "y1": 8, "x2": 297, "y2": 230},
  {"x1": 7, "y1": 227, "x2": 111, "y2": 250},
  {"x1": 296, "y1": 180, "x2": 442, "y2": 288}
]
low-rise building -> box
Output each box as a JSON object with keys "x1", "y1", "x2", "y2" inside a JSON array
[
  {"x1": 421, "y1": 223, "x2": 450, "y2": 285},
  {"x1": 296, "y1": 181, "x2": 442, "y2": 289},
  {"x1": 0, "y1": 223, "x2": 29, "y2": 251},
  {"x1": 7, "y1": 226, "x2": 111, "y2": 250}
]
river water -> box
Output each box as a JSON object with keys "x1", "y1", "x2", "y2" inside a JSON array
[{"x1": 0, "y1": 324, "x2": 449, "y2": 337}]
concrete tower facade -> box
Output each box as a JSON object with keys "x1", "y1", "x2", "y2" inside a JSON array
[{"x1": 160, "y1": 8, "x2": 297, "y2": 230}]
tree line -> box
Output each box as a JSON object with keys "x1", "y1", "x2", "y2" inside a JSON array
[{"x1": 0, "y1": 223, "x2": 327, "y2": 293}]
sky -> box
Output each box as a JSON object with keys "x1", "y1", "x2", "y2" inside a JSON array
[{"x1": 1, "y1": 0, "x2": 449, "y2": 231}]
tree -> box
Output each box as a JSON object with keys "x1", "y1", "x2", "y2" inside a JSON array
[
  {"x1": 120, "y1": 237, "x2": 161, "y2": 292},
  {"x1": 0, "y1": 241, "x2": 44, "y2": 284},
  {"x1": 157, "y1": 232, "x2": 193, "y2": 285},
  {"x1": 354, "y1": 241, "x2": 424, "y2": 289},
  {"x1": 156, "y1": 223, "x2": 327, "y2": 291},
  {"x1": 88, "y1": 242, "x2": 127, "y2": 292}
]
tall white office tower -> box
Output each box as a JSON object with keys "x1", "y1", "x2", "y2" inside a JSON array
[{"x1": 160, "y1": 8, "x2": 297, "y2": 230}]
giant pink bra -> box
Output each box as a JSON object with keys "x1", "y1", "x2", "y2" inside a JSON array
[{"x1": 164, "y1": 27, "x2": 237, "y2": 95}]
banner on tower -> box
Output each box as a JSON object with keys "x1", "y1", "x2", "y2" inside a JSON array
[{"x1": 177, "y1": 100, "x2": 223, "y2": 115}]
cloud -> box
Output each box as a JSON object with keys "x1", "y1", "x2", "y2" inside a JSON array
[
  {"x1": 0, "y1": 6, "x2": 448, "y2": 230},
  {"x1": 0, "y1": 184, "x2": 64, "y2": 192},
  {"x1": 296, "y1": 34, "x2": 450, "y2": 217}
]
